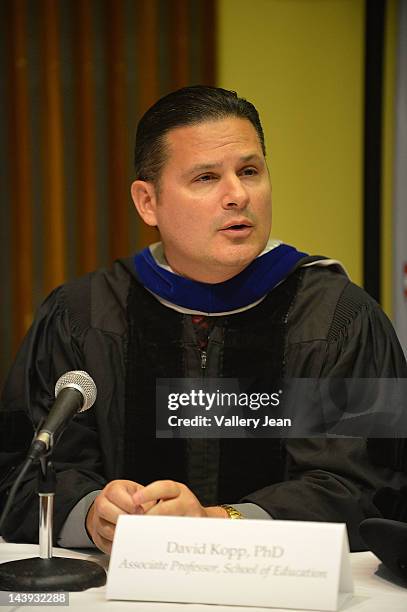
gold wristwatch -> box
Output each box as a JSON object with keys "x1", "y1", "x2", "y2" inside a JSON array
[{"x1": 221, "y1": 504, "x2": 244, "y2": 519}]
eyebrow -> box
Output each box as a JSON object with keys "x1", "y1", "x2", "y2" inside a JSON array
[{"x1": 183, "y1": 154, "x2": 263, "y2": 178}]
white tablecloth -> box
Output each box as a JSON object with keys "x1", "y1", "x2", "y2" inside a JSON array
[{"x1": 0, "y1": 542, "x2": 406, "y2": 611}]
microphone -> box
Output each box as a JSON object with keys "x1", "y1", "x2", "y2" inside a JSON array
[
  {"x1": 29, "y1": 370, "x2": 97, "y2": 460},
  {"x1": 0, "y1": 370, "x2": 105, "y2": 592}
]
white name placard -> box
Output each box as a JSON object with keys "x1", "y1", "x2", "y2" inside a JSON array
[{"x1": 106, "y1": 516, "x2": 353, "y2": 611}]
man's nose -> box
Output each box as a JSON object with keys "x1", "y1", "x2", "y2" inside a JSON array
[{"x1": 221, "y1": 176, "x2": 250, "y2": 209}]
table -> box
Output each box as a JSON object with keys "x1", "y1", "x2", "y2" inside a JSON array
[{"x1": 0, "y1": 542, "x2": 406, "y2": 611}]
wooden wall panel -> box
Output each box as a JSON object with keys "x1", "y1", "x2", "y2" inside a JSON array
[
  {"x1": 8, "y1": 0, "x2": 33, "y2": 352},
  {"x1": 201, "y1": 0, "x2": 216, "y2": 85},
  {"x1": 0, "y1": 0, "x2": 216, "y2": 385},
  {"x1": 73, "y1": 0, "x2": 98, "y2": 275},
  {"x1": 41, "y1": 0, "x2": 66, "y2": 293},
  {"x1": 136, "y1": 0, "x2": 159, "y2": 113},
  {"x1": 170, "y1": 0, "x2": 189, "y2": 88},
  {"x1": 106, "y1": 0, "x2": 129, "y2": 262},
  {"x1": 136, "y1": 0, "x2": 160, "y2": 248}
]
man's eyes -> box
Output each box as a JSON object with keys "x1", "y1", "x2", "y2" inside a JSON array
[
  {"x1": 194, "y1": 167, "x2": 258, "y2": 182},
  {"x1": 240, "y1": 167, "x2": 258, "y2": 176},
  {"x1": 196, "y1": 174, "x2": 215, "y2": 182}
]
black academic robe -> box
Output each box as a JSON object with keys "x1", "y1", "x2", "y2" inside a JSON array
[{"x1": 1, "y1": 257, "x2": 406, "y2": 551}]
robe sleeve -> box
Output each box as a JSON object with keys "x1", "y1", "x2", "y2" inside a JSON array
[
  {"x1": 243, "y1": 288, "x2": 407, "y2": 551},
  {"x1": 0, "y1": 288, "x2": 107, "y2": 544}
]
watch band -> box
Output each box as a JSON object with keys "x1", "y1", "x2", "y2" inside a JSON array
[{"x1": 221, "y1": 504, "x2": 244, "y2": 519}]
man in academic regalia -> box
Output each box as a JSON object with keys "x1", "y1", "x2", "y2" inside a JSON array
[{"x1": 1, "y1": 86, "x2": 406, "y2": 554}]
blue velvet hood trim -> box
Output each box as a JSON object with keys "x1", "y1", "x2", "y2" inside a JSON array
[{"x1": 133, "y1": 243, "x2": 308, "y2": 313}]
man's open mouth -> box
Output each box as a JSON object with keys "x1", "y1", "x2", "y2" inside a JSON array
[{"x1": 220, "y1": 220, "x2": 253, "y2": 231}]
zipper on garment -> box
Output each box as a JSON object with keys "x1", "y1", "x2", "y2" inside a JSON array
[{"x1": 200, "y1": 350, "x2": 207, "y2": 371}]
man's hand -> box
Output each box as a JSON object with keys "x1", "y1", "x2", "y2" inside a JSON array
[
  {"x1": 86, "y1": 479, "x2": 228, "y2": 552},
  {"x1": 85, "y1": 479, "x2": 152, "y2": 553},
  {"x1": 132, "y1": 480, "x2": 228, "y2": 519}
]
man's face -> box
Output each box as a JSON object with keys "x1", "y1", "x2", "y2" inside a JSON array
[{"x1": 134, "y1": 117, "x2": 272, "y2": 283}]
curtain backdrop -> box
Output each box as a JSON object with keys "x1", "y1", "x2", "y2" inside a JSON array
[
  {"x1": 0, "y1": 0, "x2": 216, "y2": 385},
  {"x1": 393, "y1": 0, "x2": 407, "y2": 357}
]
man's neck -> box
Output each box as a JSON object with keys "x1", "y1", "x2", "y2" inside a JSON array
[{"x1": 149, "y1": 239, "x2": 282, "y2": 283}]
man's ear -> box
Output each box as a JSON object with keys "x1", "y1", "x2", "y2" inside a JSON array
[{"x1": 131, "y1": 180, "x2": 158, "y2": 226}]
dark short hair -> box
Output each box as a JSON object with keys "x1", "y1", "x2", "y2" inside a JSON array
[{"x1": 134, "y1": 85, "x2": 266, "y2": 186}]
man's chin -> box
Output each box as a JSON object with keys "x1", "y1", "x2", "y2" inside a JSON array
[
  {"x1": 219, "y1": 242, "x2": 266, "y2": 268},
  {"x1": 171, "y1": 243, "x2": 266, "y2": 283},
  {"x1": 206, "y1": 253, "x2": 261, "y2": 283}
]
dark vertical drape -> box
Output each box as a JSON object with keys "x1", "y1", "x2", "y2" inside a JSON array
[
  {"x1": 106, "y1": 0, "x2": 129, "y2": 263},
  {"x1": 7, "y1": 0, "x2": 33, "y2": 352},
  {"x1": 42, "y1": 0, "x2": 66, "y2": 294},
  {"x1": 0, "y1": 0, "x2": 216, "y2": 385},
  {"x1": 363, "y1": 0, "x2": 386, "y2": 302},
  {"x1": 74, "y1": 0, "x2": 98, "y2": 275},
  {"x1": 170, "y1": 0, "x2": 189, "y2": 88},
  {"x1": 136, "y1": 0, "x2": 161, "y2": 248}
]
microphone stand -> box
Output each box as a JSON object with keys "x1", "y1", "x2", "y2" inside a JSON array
[{"x1": 0, "y1": 456, "x2": 106, "y2": 591}]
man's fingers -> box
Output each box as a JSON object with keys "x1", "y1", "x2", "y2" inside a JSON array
[
  {"x1": 104, "y1": 480, "x2": 142, "y2": 514},
  {"x1": 96, "y1": 516, "x2": 116, "y2": 541},
  {"x1": 87, "y1": 504, "x2": 115, "y2": 553},
  {"x1": 133, "y1": 480, "x2": 180, "y2": 506},
  {"x1": 90, "y1": 479, "x2": 206, "y2": 553},
  {"x1": 145, "y1": 498, "x2": 185, "y2": 516},
  {"x1": 133, "y1": 481, "x2": 206, "y2": 518},
  {"x1": 93, "y1": 496, "x2": 120, "y2": 525},
  {"x1": 87, "y1": 479, "x2": 146, "y2": 552},
  {"x1": 124, "y1": 481, "x2": 145, "y2": 497},
  {"x1": 93, "y1": 530, "x2": 113, "y2": 555}
]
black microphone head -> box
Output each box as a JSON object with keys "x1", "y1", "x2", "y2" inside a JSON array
[{"x1": 54, "y1": 371, "x2": 97, "y2": 412}]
